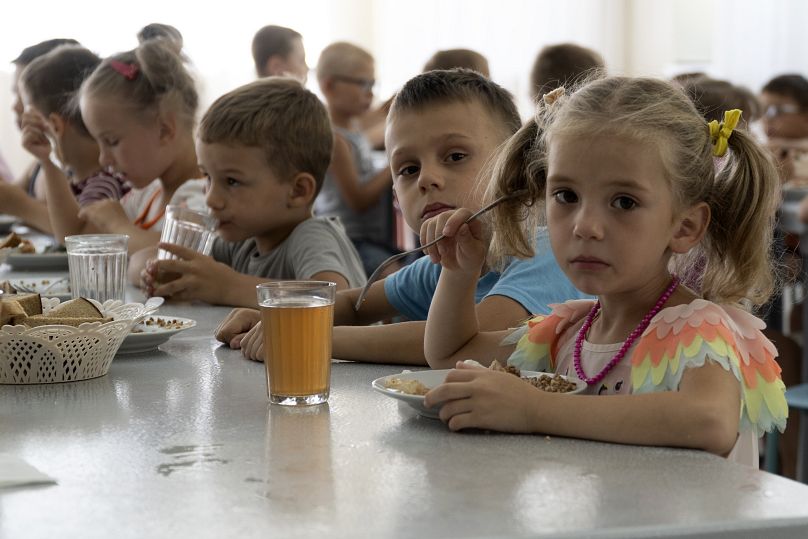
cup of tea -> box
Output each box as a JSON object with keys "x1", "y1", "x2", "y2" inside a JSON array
[
  {"x1": 257, "y1": 281, "x2": 336, "y2": 406},
  {"x1": 65, "y1": 234, "x2": 128, "y2": 303}
]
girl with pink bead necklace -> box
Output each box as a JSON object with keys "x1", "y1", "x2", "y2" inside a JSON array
[{"x1": 420, "y1": 76, "x2": 787, "y2": 466}]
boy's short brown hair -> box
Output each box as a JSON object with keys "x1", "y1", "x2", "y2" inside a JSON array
[
  {"x1": 423, "y1": 49, "x2": 489, "y2": 78},
  {"x1": 199, "y1": 78, "x2": 333, "y2": 193},
  {"x1": 762, "y1": 74, "x2": 808, "y2": 111},
  {"x1": 316, "y1": 42, "x2": 373, "y2": 82},
  {"x1": 389, "y1": 68, "x2": 521, "y2": 138},
  {"x1": 251, "y1": 25, "x2": 302, "y2": 77},
  {"x1": 530, "y1": 43, "x2": 604, "y2": 100}
]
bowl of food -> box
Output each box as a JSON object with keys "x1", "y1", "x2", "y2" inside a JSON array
[
  {"x1": 0, "y1": 294, "x2": 160, "y2": 384},
  {"x1": 372, "y1": 360, "x2": 584, "y2": 419}
]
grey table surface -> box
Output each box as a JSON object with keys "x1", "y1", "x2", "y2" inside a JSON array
[{"x1": 2, "y1": 270, "x2": 808, "y2": 539}]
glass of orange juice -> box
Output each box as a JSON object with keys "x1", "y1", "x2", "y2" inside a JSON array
[{"x1": 257, "y1": 281, "x2": 336, "y2": 406}]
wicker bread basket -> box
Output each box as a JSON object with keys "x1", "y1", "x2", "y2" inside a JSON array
[{"x1": 0, "y1": 298, "x2": 160, "y2": 384}]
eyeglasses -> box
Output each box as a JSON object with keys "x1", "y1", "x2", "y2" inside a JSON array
[
  {"x1": 333, "y1": 75, "x2": 375, "y2": 92},
  {"x1": 764, "y1": 103, "x2": 801, "y2": 118}
]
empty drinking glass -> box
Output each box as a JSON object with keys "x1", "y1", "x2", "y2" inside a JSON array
[{"x1": 65, "y1": 234, "x2": 128, "y2": 303}]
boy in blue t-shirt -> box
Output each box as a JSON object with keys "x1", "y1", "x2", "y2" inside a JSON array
[{"x1": 216, "y1": 69, "x2": 586, "y2": 365}]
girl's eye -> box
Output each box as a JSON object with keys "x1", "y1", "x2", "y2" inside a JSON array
[
  {"x1": 446, "y1": 152, "x2": 467, "y2": 163},
  {"x1": 397, "y1": 165, "x2": 419, "y2": 177},
  {"x1": 553, "y1": 189, "x2": 578, "y2": 204},
  {"x1": 104, "y1": 138, "x2": 118, "y2": 147},
  {"x1": 612, "y1": 196, "x2": 637, "y2": 210},
  {"x1": 226, "y1": 177, "x2": 241, "y2": 187}
]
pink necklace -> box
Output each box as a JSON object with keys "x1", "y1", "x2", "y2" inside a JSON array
[{"x1": 573, "y1": 275, "x2": 680, "y2": 386}]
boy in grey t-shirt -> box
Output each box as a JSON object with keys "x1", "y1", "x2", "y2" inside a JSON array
[{"x1": 138, "y1": 78, "x2": 366, "y2": 306}]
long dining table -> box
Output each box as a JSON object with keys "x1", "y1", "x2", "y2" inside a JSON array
[{"x1": 2, "y1": 262, "x2": 808, "y2": 538}]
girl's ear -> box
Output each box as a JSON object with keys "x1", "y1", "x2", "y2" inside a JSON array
[
  {"x1": 47, "y1": 113, "x2": 66, "y2": 138},
  {"x1": 158, "y1": 111, "x2": 178, "y2": 144},
  {"x1": 287, "y1": 172, "x2": 317, "y2": 208},
  {"x1": 670, "y1": 201, "x2": 710, "y2": 254}
]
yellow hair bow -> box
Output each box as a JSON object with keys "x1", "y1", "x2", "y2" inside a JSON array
[{"x1": 708, "y1": 109, "x2": 742, "y2": 157}]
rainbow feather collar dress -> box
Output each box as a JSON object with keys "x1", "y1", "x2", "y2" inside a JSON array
[{"x1": 504, "y1": 299, "x2": 788, "y2": 466}]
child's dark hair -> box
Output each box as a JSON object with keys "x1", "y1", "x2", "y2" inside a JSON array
[
  {"x1": 389, "y1": 68, "x2": 522, "y2": 138},
  {"x1": 81, "y1": 39, "x2": 198, "y2": 129},
  {"x1": 20, "y1": 45, "x2": 101, "y2": 137},
  {"x1": 199, "y1": 78, "x2": 333, "y2": 194},
  {"x1": 530, "y1": 43, "x2": 604, "y2": 100},
  {"x1": 252, "y1": 25, "x2": 302, "y2": 77},
  {"x1": 488, "y1": 76, "x2": 780, "y2": 307},
  {"x1": 423, "y1": 49, "x2": 490, "y2": 78},
  {"x1": 12, "y1": 38, "x2": 79, "y2": 66},
  {"x1": 762, "y1": 74, "x2": 808, "y2": 111},
  {"x1": 684, "y1": 78, "x2": 761, "y2": 125}
]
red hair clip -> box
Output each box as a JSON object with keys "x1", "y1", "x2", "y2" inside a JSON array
[{"x1": 109, "y1": 60, "x2": 139, "y2": 81}]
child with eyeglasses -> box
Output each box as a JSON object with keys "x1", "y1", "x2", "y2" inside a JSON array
[{"x1": 315, "y1": 42, "x2": 397, "y2": 277}]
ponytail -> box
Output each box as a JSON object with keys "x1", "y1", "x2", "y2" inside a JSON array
[
  {"x1": 82, "y1": 38, "x2": 197, "y2": 128},
  {"x1": 697, "y1": 128, "x2": 780, "y2": 306},
  {"x1": 485, "y1": 117, "x2": 545, "y2": 267}
]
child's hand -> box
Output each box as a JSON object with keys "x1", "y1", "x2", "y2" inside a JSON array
[
  {"x1": 148, "y1": 242, "x2": 239, "y2": 303},
  {"x1": 420, "y1": 208, "x2": 487, "y2": 275},
  {"x1": 214, "y1": 308, "x2": 261, "y2": 348},
  {"x1": 424, "y1": 361, "x2": 545, "y2": 433},
  {"x1": 238, "y1": 321, "x2": 264, "y2": 362},
  {"x1": 78, "y1": 200, "x2": 130, "y2": 231},
  {"x1": 20, "y1": 109, "x2": 54, "y2": 163}
]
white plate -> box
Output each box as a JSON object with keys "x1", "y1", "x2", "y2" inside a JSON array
[
  {"x1": 116, "y1": 315, "x2": 196, "y2": 355},
  {"x1": 4, "y1": 251, "x2": 69, "y2": 271},
  {"x1": 9, "y1": 278, "x2": 72, "y2": 301},
  {"x1": 372, "y1": 369, "x2": 585, "y2": 419}
]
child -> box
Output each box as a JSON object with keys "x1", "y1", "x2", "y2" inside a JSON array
[
  {"x1": 251, "y1": 25, "x2": 308, "y2": 81},
  {"x1": 68, "y1": 38, "x2": 207, "y2": 253},
  {"x1": 215, "y1": 69, "x2": 586, "y2": 364},
  {"x1": 530, "y1": 43, "x2": 604, "y2": 101},
  {"x1": 0, "y1": 38, "x2": 80, "y2": 231},
  {"x1": 315, "y1": 42, "x2": 396, "y2": 276},
  {"x1": 16, "y1": 45, "x2": 130, "y2": 241},
  {"x1": 137, "y1": 78, "x2": 367, "y2": 306},
  {"x1": 423, "y1": 49, "x2": 490, "y2": 77},
  {"x1": 422, "y1": 77, "x2": 787, "y2": 467}
]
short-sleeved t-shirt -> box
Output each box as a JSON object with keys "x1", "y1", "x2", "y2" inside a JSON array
[
  {"x1": 384, "y1": 227, "x2": 587, "y2": 320},
  {"x1": 121, "y1": 178, "x2": 207, "y2": 231},
  {"x1": 210, "y1": 216, "x2": 367, "y2": 287}
]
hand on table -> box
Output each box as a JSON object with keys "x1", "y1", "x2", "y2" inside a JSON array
[
  {"x1": 424, "y1": 361, "x2": 544, "y2": 433},
  {"x1": 214, "y1": 307, "x2": 260, "y2": 348}
]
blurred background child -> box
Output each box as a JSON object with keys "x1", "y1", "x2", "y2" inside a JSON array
[
  {"x1": 0, "y1": 38, "x2": 79, "y2": 229},
  {"x1": 529, "y1": 42, "x2": 604, "y2": 101},
  {"x1": 315, "y1": 41, "x2": 396, "y2": 277},
  {"x1": 251, "y1": 25, "x2": 308, "y2": 81},
  {"x1": 15, "y1": 45, "x2": 130, "y2": 239},
  {"x1": 56, "y1": 38, "x2": 207, "y2": 254}
]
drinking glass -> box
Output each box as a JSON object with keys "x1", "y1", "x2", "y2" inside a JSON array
[
  {"x1": 257, "y1": 281, "x2": 336, "y2": 406},
  {"x1": 65, "y1": 234, "x2": 128, "y2": 303},
  {"x1": 157, "y1": 205, "x2": 216, "y2": 260}
]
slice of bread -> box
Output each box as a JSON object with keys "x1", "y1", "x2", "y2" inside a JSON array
[
  {"x1": 0, "y1": 293, "x2": 42, "y2": 316},
  {"x1": 0, "y1": 232, "x2": 23, "y2": 249},
  {"x1": 0, "y1": 300, "x2": 27, "y2": 326},
  {"x1": 47, "y1": 298, "x2": 103, "y2": 319}
]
